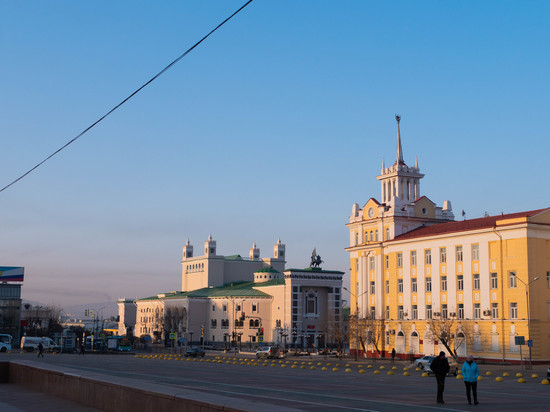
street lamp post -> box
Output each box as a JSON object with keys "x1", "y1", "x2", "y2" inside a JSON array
[
  {"x1": 343, "y1": 287, "x2": 368, "y2": 361},
  {"x1": 517, "y1": 276, "x2": 540, "y2": 370}
]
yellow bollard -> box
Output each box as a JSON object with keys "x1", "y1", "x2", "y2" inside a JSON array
[
  {"x1": 359, "y1": 369, "x2": 366, "y2": 374},
  {"x1": 495, "y1": 377, "x2": 503, "y2": 382},
  {"x1": 541, "y1": 379, "x2": 550, "y2": 385},
  {"x1": 403, "y1": 371, "x2": 410, "y2": 376},
  {"x1": 518, "y1": 378, "x2": 526, "y2": 383}
]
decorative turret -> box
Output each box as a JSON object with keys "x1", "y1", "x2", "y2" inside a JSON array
[
  {"x1": 377, "y1": 114, "x2": 424, "y2": 204},
  {"x1": 274, "y1": 238, "x2": 285, "y2": 259},
  {"x1": 249, "y1": 242, "x2": 260, "y2": 260},
  {"x1": 204, "y1": 234, "x2": 216, "y2": 257},
  {"x1": 183, "y1": 239, "x2": 193, "y2": 260}
]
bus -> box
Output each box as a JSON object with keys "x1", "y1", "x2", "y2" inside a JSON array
[{"x1": 107, "y1": 336, "x2": 131, "y2": 351}]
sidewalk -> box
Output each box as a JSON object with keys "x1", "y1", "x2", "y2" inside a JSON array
[{"x1": 0, "y1": 384, "x2": 100, "y2": 412}]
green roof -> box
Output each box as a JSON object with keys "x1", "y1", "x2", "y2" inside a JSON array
[
  {"x1": 252, "y1": 278, "x2": 285, "y2": 287},
  {"x1": 255, "y1": 266, "x2": 280, "y2": 273},
  {"x1": 162, "y1": 280, "x2": 279, "y2": 300},
  {"x1": 224, "y1": 254, "x2": 243, "y2": 260}
]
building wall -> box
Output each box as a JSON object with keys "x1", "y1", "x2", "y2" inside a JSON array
[{"x1": 349, "y1": 208, "x2": 550, "y2": 361}]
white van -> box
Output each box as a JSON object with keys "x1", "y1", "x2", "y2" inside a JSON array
[
  {"x1": 0, "y1": 334, "x2": 12, "y2": 352},
  {"x1": 21, "y1": 336, "x2": 60, "y2": 352}
]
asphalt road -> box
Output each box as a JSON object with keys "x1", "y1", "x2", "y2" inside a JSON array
[{"x1": 4, "y1": 352, "x2": 550, "y2": 411}]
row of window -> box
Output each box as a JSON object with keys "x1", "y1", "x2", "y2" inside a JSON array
[
  {"x1": 209, "y1": 319, "x2": 262, "y2": 329},
  {"x1": 393, "y1": 245, "x2": 479, "y2": 268},
  {"x1": 371, "y1": 272, "x2": 520, "y2": 296},
  {"x1": 212, "y1": 303, "x2": 258, "y2": 312},
  {"x1": 185, "y1": 262, "x2": 205, "y2": 273},
  {"x1": 384, "y1": 301, "x2": 516, "y2": 320}
]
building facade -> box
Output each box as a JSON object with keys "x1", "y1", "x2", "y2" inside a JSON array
[
  {"x1": 119, "y1": 236, "x2": 344, "y2": 350},
  {"x1": 347, "y1": 115, "x2": 550, "y2": 362},
  {"x1": 0, "y1": 267, "x2": 24, "y2": 343}
]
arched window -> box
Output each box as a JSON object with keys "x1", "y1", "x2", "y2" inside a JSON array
[
  {"x1": 254, "y1": 319, "x2": 259, "y2": 327},
  {"x1": 249, "y1": 319, "x2": 254, "y2": 327}
]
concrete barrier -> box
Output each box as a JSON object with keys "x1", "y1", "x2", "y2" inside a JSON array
[{"x1": 1, "y1": 361, "x2": 297, "y2": 412}]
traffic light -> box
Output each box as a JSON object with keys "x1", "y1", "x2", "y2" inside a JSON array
[
  {"x1": 85, "y1": 309, "x2": 89, "y2": 317},
  {"x1": 259, "y1": 328, "x2": 264, "y2": 336},
  {"x1": 240, "y1": 312, "x2": 245, "y2": 321},
  {"x1": 200, "y1": 325, "x2": 204, "y2": 337}
]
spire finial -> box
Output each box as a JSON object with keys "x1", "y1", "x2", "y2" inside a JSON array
[
  {"x1": 415, "y1": 156, "x2": 418, "y2": 168},
  {"x1": 395, "y1": 114, "x2": 403, "y2": 165},
  {"x1": 208, "y1": 233, "x2": 212, "y2": 241},
  {"x1": 382, "y1": 157, "x2": 385, "y2": 171}
]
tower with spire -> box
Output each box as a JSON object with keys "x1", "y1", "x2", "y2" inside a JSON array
[{"x1": 377, "y1": 114, "x2": 424, "y2": 205}]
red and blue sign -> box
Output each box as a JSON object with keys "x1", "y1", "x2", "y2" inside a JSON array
[{"x1": 0, "y1": 267, "x2": 24, "y2": 282}]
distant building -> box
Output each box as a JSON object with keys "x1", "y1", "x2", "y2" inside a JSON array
[
  {"x1": 119, "y1": 237, "x2": 344, "y2": 350},
  {"x1": 347, "y1": 115, "x2": 550, "y2": 362},
  {"x1": 0, "y1": 267, "x2": 24, "y2": 343}
]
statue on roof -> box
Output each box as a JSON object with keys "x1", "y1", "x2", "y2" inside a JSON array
[{"x1": 310, "y1": 248, "x2": 323, "y2": 269}]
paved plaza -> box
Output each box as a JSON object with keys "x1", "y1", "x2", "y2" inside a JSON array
[{"x1": 2, "y1": 351, "x2": 549, "y2": 411}]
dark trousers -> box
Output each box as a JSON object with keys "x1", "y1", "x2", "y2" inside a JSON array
[
  {"x1": 436, "y1": 375, "x2": 446, "y2": 402},
  {"x1": 464, "y1": 381, "x2": 478, "y2": 404}
]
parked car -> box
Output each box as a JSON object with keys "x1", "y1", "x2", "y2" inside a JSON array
[
  {"x1": 0, "y1": 334, "x2": 12, "y2": 352},
  {"x1": 425, "y1": 358, "x2": 459, "y2": 376},
  {"x1": 256, "y1": 346, "x2": 280, "y2": 359},
  {"x1": 20, "y1": 336, "x2": 61, "y2": 353},
  {"x1": 185, "y1": 347, "x2": 205, "y2": 357},
  {"x1": 416, "y1": 355, "x2": 436, "y2": 369}
]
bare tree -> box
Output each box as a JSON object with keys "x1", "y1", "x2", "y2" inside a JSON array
[
  {"x1": 361, "y1": 315, "x2": 385, "y2": 359},
  {"x1": 428, "y1": 312, "x2": 472, "y2": 361},
  {"x1": 164, "y1": 306, "x2": 187, "y2": 337},
  {"x1": 44, "y1": 306, "x2": 63, "y2": 336}
]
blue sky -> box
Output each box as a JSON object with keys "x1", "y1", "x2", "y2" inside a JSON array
[{"x1": 1, "y1": 1, "x2": 549, "y2": 310}]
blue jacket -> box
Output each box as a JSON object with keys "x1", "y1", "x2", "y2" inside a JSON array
[{"x1": 462, "y1": 361, "x2": 479, "y2": 382}]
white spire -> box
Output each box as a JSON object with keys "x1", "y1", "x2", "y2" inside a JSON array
[
  {"x1": 277, "y1": 237, "x2": 281, "y2": 244},
  {"x1": 253, "y1": 241, "x2": 256, "y2": 248},
  {"x1": 415, "y1": 156, "x2": 418, "y2": 168},
  {"x1": 208, "y1": 233, "x2": 212, "y2": 241},
  {"x1": 382, "y1": 157, "x2": 385, "y2": 171},
  {"x1": 396, "y1": 114, "x2": 403, "y2": 165}
]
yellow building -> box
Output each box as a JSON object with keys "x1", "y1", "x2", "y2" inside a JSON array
[{"x1": 346, "y1": 115, "x2": 550, "y2": 362}]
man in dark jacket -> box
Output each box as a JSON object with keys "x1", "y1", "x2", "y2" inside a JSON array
[{"x1": 430, "y1": 351, "x2": 450, "y2": 404}]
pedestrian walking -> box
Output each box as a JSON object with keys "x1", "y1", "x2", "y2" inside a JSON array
[
  {"x1": 462, "y1": 355, "x2": 479, "y2": 405},
  {"x1": 37, "y1": 341, "x2": 44, "y2": 358},
  {"x1": 429, "y1": 351, "x2": 450, "y2": 404},
  {"x1": 391, "y1": 348, "x2": 396, "y2": 363}
]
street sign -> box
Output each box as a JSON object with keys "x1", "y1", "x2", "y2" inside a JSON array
[
  {"x1": 527, "y1": 339, "x2": 533, "y2": 348},
  {"x1": 515, "y1": 336, "x2": 525, "y2": 345},
  {"x1": 258, "y1": 336, "x2": 264, "y2": 343},
  {"x1": 169, "y1": 333, "x2": 176, "y2": 340}
]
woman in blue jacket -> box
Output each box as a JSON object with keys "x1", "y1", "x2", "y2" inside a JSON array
[{"x1": 461, "y1": 355, "x2": 479, "y2": 405}]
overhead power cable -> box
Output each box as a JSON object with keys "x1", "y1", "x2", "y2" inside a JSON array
[{"x1": 0, "y1": 0, "x2": 254, "y2": 194}]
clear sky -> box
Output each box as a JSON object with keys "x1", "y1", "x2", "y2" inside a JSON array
[{"x1": 1, "y1": 1, "x2": 549, "y2": 310}]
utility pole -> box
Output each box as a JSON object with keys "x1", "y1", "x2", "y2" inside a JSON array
[
  {"x1": 517, "y1": 276, "x2": 540, "y2": 370},
  {"x1": 344, "y1": 287, "x2": 367, "y2": 361}
]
